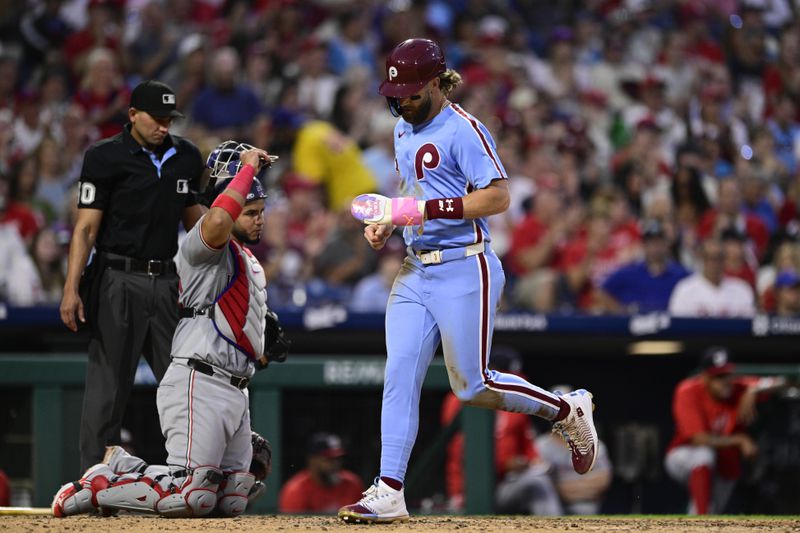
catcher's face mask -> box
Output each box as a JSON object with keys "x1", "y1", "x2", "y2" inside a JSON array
[{"x1": 202, "y1": 140, "x2": 277, "y2": 206}]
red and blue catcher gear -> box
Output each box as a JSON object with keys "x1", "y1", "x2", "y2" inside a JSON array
[
  {"x1": 211, "y1": 240, "x2": 266, "y2": 362},
  {"x1": 379, "y1": 38, "x2": 446, "y2": 116}
]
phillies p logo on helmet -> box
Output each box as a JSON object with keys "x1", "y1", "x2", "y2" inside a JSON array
[{"x1": 388, "y1": 66, "x2": 398, "y2": 80}]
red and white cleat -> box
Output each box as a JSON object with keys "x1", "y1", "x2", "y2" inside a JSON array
[
  {"x1": 338, "y1": 479, "x2": 409, "y2": 524},
  {"x1": 552, "y1": 388, "x2": 598, "y2": 475}
]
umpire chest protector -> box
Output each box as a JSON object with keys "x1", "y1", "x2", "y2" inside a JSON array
[
  {"x1": 211, "y1": 240, "x2": 267, "y2": 361},
  {"x1": 77, "y1": 124, "x2": 204, "y2": 260}
]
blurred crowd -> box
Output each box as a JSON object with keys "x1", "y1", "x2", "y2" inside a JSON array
[{"x1": 0, "y1": 0, "x2": 799, "y2": 317}]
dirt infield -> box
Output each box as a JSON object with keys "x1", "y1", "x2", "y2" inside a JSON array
[{"x1": 2, "y1": 515, "x2": 799, "y2": 532}]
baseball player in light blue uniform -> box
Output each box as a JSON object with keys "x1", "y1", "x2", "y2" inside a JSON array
[{"x1": 341, "y1": 39, "x2": 599, "y2": 524}]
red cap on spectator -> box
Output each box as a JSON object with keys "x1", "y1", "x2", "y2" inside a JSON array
[
  {"x1": 282, "y1": 173, "x2": 318, "y2": 196},
  {"x1": 641, "y1": 74, "x2": 666, "y2": 90},
  {"x1": 701, "y1": 85, "x2": 726, "y2": 102},
  {"x1": 299, "y1": 36, "x2": 324, "y2": 54},
  {"x1": 88, "y1": 0, "x2": 113, "y2": 8},
  {"x1": 307, "y1": 432, "x2": 346, "y2": 458},
  {"x1": 636, "y1": 116, "x2": 661, "y2": 132},
  {"x1": 581, "y1": 89, "x2": 608, "y2": 108}
]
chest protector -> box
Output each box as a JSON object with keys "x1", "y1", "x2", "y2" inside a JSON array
[{"x1": 211, "y1": 241, "x2": 267, "y2": 360}]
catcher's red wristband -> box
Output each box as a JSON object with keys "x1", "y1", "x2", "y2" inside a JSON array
[
  {"x1": 226, "y1": 163, "x2": 256, "y2": 198},
  {"x1": 425, "y1": 197, "x2": 464, "y2": 220},
  {"x1": 211, "y1": 192, "x2": 243, "y2": 220}
]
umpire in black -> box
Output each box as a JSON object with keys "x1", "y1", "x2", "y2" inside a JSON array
[{"x1": 60, "y1": 80, "x2": 206, "y2": 471}]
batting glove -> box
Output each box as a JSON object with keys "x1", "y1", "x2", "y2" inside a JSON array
[{"x1": 351, "y1": 193, "x2": 425, "y2": 226}]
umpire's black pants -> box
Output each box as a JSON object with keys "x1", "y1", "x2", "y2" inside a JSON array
[{"x1": 79, "y1": 267, "x2": 179, "y2": 471}]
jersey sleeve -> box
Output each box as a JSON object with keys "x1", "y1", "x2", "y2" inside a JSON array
[
  {"x1": 450, "y1": 117, "x2": 506, "y2": 190},
  {"x1": 77, "y1": 145, "x2": 114, "y2": 210},
  {"x1": 672, "y1": 383, "x2": 707, "y2": 442},
  {"x1": 179, "y1": 214, "x2": 227, "y2": 266},
  {"x1": 184, "y1": 141, "x2": 205, "y2": 208}
]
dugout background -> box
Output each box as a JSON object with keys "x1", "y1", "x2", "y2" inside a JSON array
[{"x1": 1, "y1": 313, "x2": 800, "y2": 515}]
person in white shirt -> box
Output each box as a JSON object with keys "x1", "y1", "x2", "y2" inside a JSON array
[{"x1": 669, "y1": 238, "x2": 755, "y2": 317}]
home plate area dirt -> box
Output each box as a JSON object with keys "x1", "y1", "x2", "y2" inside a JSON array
[{"x1": 2, "y1": 515, "x2": 800, "y2": 532}]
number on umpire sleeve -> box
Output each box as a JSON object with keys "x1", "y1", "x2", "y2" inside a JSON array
[{"x1": 79, "y1": 182, "x2": 96, "y2": 205}]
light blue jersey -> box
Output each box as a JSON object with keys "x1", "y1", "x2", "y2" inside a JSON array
[
  {"x1": 378, "y1": 102, "x2": 564, "y2": 483},
  {"x1": 394, "y1": 103, "x2": 506, "y2": 250}
]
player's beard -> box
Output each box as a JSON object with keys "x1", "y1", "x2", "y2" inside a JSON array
[
  {"x1": 232, "y1": 226, "x2": 260, "y2": 245},
  {"x1": 403, "y1": 91, "x2": 433, "y2": 125}
]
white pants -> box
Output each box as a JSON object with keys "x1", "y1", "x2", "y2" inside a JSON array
[{"x1": 664, "y1": 445, "x2": 736, "y2": 514}]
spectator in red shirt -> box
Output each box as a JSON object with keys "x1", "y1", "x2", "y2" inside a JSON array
[
  {"x1": 508, "y1": 188, "x2": 584, "y2": 312},
  {"x1": 279, "y1": 432, "x2": 365, "y2": 514},
  {"x1": 63, "y1": 0, "x2": 121, "y2": 78},
  {"x1": 762, "y1": 27, "x2": 800, "y2": 120},
  {"x1": 720, "y1": 226, "x2": 757, "y2": 289},
  {"x1": 697, "y1": 179, "x2": 770, "y2": 261},
  {"x1": 442, "y1": 348, "x2": 562, "y2": 515},
  {"x1": 664, "y1": 347, "x2": 785, "y2": 514},
  {"x1": 559, "y1": 211, "x2": 621, "y2": 312},
  {"x1": 73, "y1": 48, "x2": 130, "y2": 140}
]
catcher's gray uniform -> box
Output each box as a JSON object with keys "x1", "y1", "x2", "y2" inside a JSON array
[
  {"x1": 52, "y1": 219, "x2": 269, "y2": 518},
  {"x1": 160, "y1": 217, "x2": 267, "y2": 472}
]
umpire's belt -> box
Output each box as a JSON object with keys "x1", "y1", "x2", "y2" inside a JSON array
[
  {"x1": 101, "y1": 253, "x2": 176, "y2": 276},
  {"x1": 184, "y1": 358, "x2": 249, "y2": 390},
  {"x1": 414, "y1": 242, "x2": 485, "y2": 265}
]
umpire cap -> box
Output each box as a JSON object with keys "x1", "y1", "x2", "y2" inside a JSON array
[{"x1": 130, "y1": 80, "x2": 184, "y2": 119}]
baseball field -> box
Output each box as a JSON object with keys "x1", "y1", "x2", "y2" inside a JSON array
[{"x1": 2, "y1": 515, "x2": 799, "y2": 532}]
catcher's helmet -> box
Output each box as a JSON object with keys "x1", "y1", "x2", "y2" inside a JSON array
[
  {"x1": 202, "y1": 140, "x2": 272, "y2": 206},
  {"x1": 379, "y1": 38, "x2": 446, "y2": 99},
  {"x1": 206, "y1": 140, "x2": 277, "y2": 181}
]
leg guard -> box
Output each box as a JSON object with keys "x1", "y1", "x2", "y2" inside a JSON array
[
  {"x1": 216, "y1": 471, "x2": 256, "y2": 517},
  {"x1": 96, "y1": 465, "x2": 222, "y2": 518},
  {"x1": 156, "y1": 466, "x2": 223, "y2": 517},
  {"x1": 95, "y1": 468, "x2": 173, "y2": 515},
  {"x1": 52, "y1": 464, "x2": 115, "y2": 517}
]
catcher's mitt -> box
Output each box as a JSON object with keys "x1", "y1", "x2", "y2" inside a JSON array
[
  {"x1": 257, "y1": 307, "x2": 291, "y2": 370},
  {"x1": 250, "y1": 431, "x2": 272, "y2": 481}
]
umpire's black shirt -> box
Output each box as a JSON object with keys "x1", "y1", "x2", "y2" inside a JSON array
[{"x1": 77, "y1": 124, "x2": 204, "y2": 260}]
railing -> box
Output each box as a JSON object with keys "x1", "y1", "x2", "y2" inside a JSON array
[{"x1": 6, "y1": 304, "x2": 800, "y2": 337}]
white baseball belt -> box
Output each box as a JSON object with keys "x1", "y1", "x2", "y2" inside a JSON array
[{"x1": 415, "y1": 242, "x2": 485, "y2": 265}]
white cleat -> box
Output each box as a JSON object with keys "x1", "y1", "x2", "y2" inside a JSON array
[
  {"x1": 338, "y1": 479, "x2": 409, "y2": 524},
  {"x1": 552, "y1": 388, "x2": 598, "y2": 475}
]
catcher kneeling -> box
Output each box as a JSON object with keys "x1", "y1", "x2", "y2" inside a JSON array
[{"x1": 53, "y1": 142, "x2": 289, "y2": 518}]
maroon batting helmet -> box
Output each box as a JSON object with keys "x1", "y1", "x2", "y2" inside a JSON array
[{"x1": 379, "y1": 38, "x2": 446, "y2": 98}]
